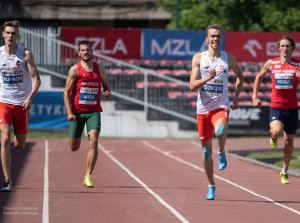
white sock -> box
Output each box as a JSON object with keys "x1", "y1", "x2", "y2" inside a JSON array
[{"x1": 281, "y1": 169, "x2": 287, "y2": 174}]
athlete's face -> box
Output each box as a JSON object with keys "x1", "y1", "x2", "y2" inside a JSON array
[
  {"x1": 2, "y1": 26, "x2": 19, "y2": 46},
  {"x1": 278, "y1": 40, "x2": 293, "y2": 58},
  {"x1": 206, "y1": 28, "x2": 222, "y2": 50},
  {"x1": 78, "y1": 44, "x2": 92, "y2": 61}
]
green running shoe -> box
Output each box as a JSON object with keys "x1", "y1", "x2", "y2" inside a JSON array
[
  {"x1": 270, "y1": 137, "x2": 278, "y2": 149},
  {"x1": 83, "y1": 175, "x2": 94, "y2": 187},
  {"x1": 280, "y1": 172, "x2": 289, "y2": 184},
  {"x1": 1, "y1": 180, "x2": 13, "y2": 192}
]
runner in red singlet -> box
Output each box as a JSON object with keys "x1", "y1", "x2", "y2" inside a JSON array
[
  {"x1": 252, "y1": 36, "x2": 300, "y2": 184},
  {"x1": 64, "y1": 40, "x2": 111, "y2": 187}
]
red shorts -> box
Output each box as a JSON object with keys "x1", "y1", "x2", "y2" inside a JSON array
[
  {"x1": 0, "y1": 102, "x2": 29, "y2": 134},
  {"x1": 197, "y1": 108, "x2": 229, "y2": 142}
]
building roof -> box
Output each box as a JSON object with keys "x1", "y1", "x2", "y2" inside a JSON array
[{"x1": 0, "y1": 0, "x2": 171, "y2": 20}]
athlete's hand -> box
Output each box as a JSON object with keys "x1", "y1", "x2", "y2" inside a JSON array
[
  {"x1": 231, "y1": 97, "x2": 239, "y2": 110},
  {"x1": 252, "y1": 97, "x2": 262, "y2": 108},
  {"x1": 68, "y1": 114, "x2": 76, "y2": 122},
  {"x1": 22, "y1": 99, "x2": 32, "y2": 111},
  {"x1": 208, "y1": 68, "x2": 217, "y2": 80},
  {"x1": 103, "y1": 90, "x2": 111, "y2": 99}
]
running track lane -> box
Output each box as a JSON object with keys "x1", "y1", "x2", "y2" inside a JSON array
[
  {"x1": 0, "y1": 139, "x2": 45, "y2": 223},
  {"x1": 0, "y1": 138, "x2": 299, "y2": 222}
]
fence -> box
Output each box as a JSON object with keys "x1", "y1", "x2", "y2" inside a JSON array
[{"x1": 18, "y1": 27, "x2": 197, "y2": 125}]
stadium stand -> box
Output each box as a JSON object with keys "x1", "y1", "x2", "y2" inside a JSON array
[{"x1": 99, "y1": 59, "x2": 277, "y2": 130}]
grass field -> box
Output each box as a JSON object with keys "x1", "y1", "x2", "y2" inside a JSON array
[
  {"x1": 26, "y1": 130, "x2": 69, "y2": 138},
  {"x1": 247, "y1": 150, "x2": 300, "y2": 171}
]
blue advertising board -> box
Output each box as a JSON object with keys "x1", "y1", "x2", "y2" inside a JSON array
[
  {"x1": 29, "y1": 91, "x2": 69, "y2": 128},
  {"x1": 143, "y1": 29, "x2": 225, "y2": 61}
]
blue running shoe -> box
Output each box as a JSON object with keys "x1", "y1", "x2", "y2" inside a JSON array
[
  {"x1": 206, "y1": 185, "x2": 215, "y2": 200},
  {"x1": 218, "y1": 150, "x2": 227, "y2": 170}
]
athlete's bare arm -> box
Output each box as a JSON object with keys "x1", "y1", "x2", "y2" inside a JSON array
[
  {"x1": 296, "y1": 63, "x2": 300, "y2": 83},
  {"x1": 99, "y1": 64, "x2": 111, "y2": 99},
  {"x1": 228, "y1": 53, "x2": 244, "y2": 110},
  {"x1": 23, "y1": 49, "x2": 41, "y2": 111},
  {"x1": 63, "y1": 65, "x2": 78, "y2": 121},
  {"x1": 252, "y1": 59, "x2": 272, "y2": 107},
  {"x1": 190, "y1": 53, "x2": 216, "y2": 91}
]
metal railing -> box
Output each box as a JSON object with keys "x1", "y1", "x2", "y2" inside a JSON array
[{"x1": 19, "y1": 27, "x2": 197, "y2": 124}]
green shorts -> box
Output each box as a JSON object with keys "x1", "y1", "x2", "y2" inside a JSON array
[{"x1": 69, "y1": 111, "x2": 101, "y2": 138}]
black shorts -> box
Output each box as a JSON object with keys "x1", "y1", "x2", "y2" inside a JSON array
[{"x1": 269, "y1": 107, "x2": 298, "y2": 134}]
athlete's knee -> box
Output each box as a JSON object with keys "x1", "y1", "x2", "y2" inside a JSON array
[
  {"x1": 70, "y1": 144, "x2": 80, "y2": 152},
  {"x1": 15, "y1": 142, "x2": 26, "y2": 149},
  {"x1": 284, "y1": 137, "x2": 294, "y2": 147},
  {"x1": 202, "y1": 145, "x2": 212, "y2": 163},
  {"x1": 69, "y1": 140, "x2": 80, "y2": 151},
  {"x1": 1, "y1": 135, "x2": 11, "y2": 148},
  {"x1": 216, "y1": 125, "x2": 225, "y2": 141}
]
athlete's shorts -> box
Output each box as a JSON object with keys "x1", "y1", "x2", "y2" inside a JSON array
[
  {"x1": 0, "y1": 102, "x2": 29, "y2": 134},
  {"x1": 69, "y1": 111, "x2": 101, "y2": 138},
  {"x1": 269, "y1": 107, "x2": 298, "y2": 135},
  {"x1": 197, "y1": 108, "x2": 229, "y2": 142}
]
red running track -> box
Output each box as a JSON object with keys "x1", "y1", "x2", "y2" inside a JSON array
[{"x1": 0, "y1": 138, "x2": 300, "y2": 223}]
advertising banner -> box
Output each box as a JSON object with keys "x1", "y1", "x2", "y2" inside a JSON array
[
  {"x1": 143, "y1": 29, "x2": 225, "y2": 61},
  {"x1": 29, "y1": 91, "x2": 69, "y2": 128},
  {"x1": 61, "y1": 27, "x2": 142, "y2": 59},
  {"x1": 229, "y1": 106, "x2": 300, "y2": 135},
  {"x1": 225, "y1": 31, "x2": 300, "y2": 62}
]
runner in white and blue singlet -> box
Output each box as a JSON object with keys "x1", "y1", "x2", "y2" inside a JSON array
[
  {"x1": 0, "y1": 20, "x2": 41, "y2": 192},
  {"x1": 190, "y1": 24, "x2": 244, "y2": 200}
]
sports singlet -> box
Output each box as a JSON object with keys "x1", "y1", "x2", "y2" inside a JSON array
[
  {"x1": 197, "y1": 51, "x2": 230, "y2": 114},
  {"x1": 0, "y1": 44, "x2": 32, "y2": 105},
  {"x1": 70, "y1": 62, "x2": 103, "y2": 113},
  {"x1": 270, "y1": 57, "x2": 299, "y2": 109}
]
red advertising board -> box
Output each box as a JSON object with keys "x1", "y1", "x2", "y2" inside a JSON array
[
  {"x1": 61, "y1": 27, "x2": 142, "y2": 59},
  {"x1": 225, "y1": 31, "x2": 300, "y2": 62}
]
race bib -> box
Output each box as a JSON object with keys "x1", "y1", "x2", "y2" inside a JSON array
[
  {"x1": 79, "y1": 87, "x2": 98, "y2": 104},
  {"x1": 202, "y1": 78, "x2": 224, "y2": 96},
  {"x1": 275, "y1": 73, "x2": 293, "y2": 89}
]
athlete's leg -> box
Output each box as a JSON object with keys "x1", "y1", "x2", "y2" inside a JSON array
[
  {"x1": 201, "y1": 139, "x2": 214, "y2": 186},
  {"x1": 270, "y1": 120, "x2": 283, "y2": 140},
  {"x1": 214, "y1": 118, "x2": 228, "y2": 153},
  {"x1": 14, "y1": 133, "x2": 27, "y2": 149},
  {"x1": 85, "y1": 112, "x2": 101, "y2": 177},
  {"x1": 68, "y1": 113, "x2": 85, "y2": 151},
  {"x1": 282, "y1": 132, "x2": 294, "y2": 171},
  {"x1": 0, "y1": 124, "x2": 12, "y2": 181},
  {"x1": 69, "y1": 138, "x2": 81, "y2": 151},
  {"x1": 197, "y1": 113, "x2": 215, "y2": 185},
  {"x1": 85, "y1": 129, "x2": 100, "y2": 177},
  {"x1": 12, "y1": 105, "x2": 29, "y2": 149}
]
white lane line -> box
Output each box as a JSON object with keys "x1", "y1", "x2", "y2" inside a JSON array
[
  {"x1": 143, "y1": 140, "x2": 300, "y2": 216},
  {"x1": 98, "y1": 143, "x2": 190, "y2": 223},
  {"x1": 43, "y1": 140, "x2": 49, "y2": 223}
]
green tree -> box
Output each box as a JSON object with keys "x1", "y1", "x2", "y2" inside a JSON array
[{"x1": 157, "y1": 0, "x2": 300, "y2": 32}]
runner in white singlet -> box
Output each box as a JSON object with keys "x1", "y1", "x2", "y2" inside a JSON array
[
  {"x1": 0, "y1": 20, "x2": 41, "y2": 192},
  {"x1": 190, "y1": 24, "x2": 244, "y2": 200}
]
